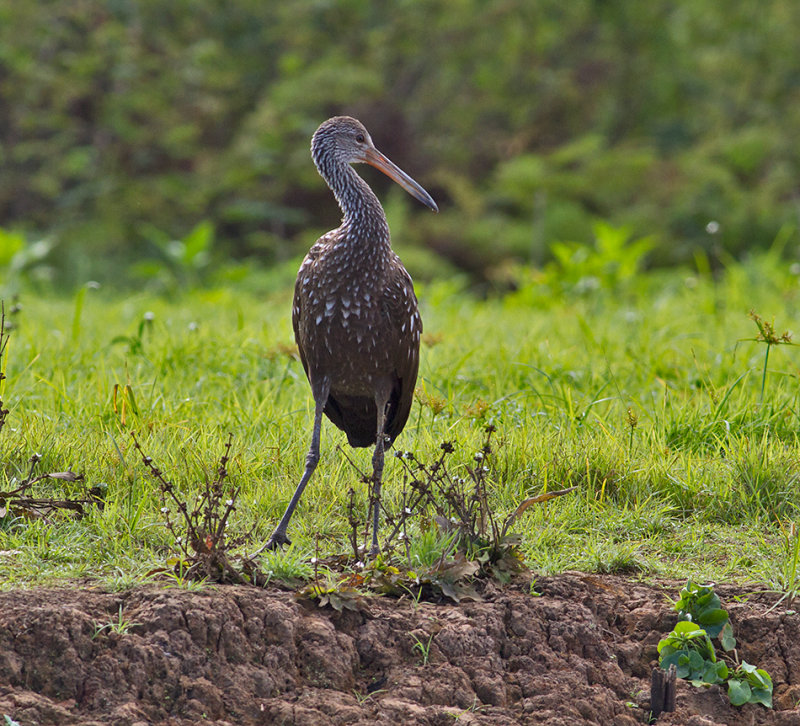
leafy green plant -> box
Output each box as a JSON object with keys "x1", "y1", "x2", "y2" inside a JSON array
[
  {"x1": 674, "y1": 580, "x2": 735, "y2": 646},
  {"x1": 0, "y1": 229, "x2": 56, "y2": 291},
  {"x1": 545, "y1": 221, "x2": 654, "y2": 293},
  {"x1": 727, "y1": 662, "x2": 773, "y2": 708},
  {"x1": 657, "y1": 621, "x2": 728, "y2": 685},
  {"x1": 296, "y1": 578, "x2": 365, "y2": 613},
  {"x1": 659, "y1": 581, "x2": 772, "y2": 708},
  {"x1": 361, "y1": 551, "x2": 481, "y2": 604},
  {"x1": 135, "y1": 220, "x2": 216, "y2": 288}
]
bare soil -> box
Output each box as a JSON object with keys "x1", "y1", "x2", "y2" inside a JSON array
[{"x1": 0, "y1": 574, "x2": 798, "y2": 725}]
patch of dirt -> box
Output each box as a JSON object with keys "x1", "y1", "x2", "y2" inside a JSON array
[{"x1": 0, "y1": 574, "x2": 798, "y2": 725}]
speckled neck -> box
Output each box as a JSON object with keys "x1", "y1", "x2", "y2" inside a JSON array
[{"x1": 312, "y1": 142, "x2": 391, "y2": 250}]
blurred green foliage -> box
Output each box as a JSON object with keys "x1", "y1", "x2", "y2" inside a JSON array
[{"x1": 1, "y1": 0, "x2": 799, "y2": 289}]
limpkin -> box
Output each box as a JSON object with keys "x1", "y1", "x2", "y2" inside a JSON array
[{"x1": 265, "y1": 116, "x2": 438, "y2": 555}]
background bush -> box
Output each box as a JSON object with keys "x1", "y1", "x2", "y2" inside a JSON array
[{"x1": 1, "y1": 0, "x2": 799, "y2": 289}]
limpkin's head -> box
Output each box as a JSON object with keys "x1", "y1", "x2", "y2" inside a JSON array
[{"x1": 311, "y1": 116, "x2": 438, "y2": 212}]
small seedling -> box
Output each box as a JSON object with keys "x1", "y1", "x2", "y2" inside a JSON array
[
  {"x1": 411, "y1": 632, "x2": 434, "y2": 666},
  {"x1": 93, "y1": 604, "x2": 139, "y2": 639},
  {"x1": 161, "y1": 566, "x2": 210, "y2": 591}
]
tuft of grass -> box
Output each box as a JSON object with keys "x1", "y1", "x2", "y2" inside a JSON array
[{"x1": 92, "y1": 604, "x2": 140, "y2": 639}]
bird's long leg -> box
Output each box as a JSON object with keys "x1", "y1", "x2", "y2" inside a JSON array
[
  {"x1": 260, "y1": 379, "x2": 330, "y2": 553},
  {"x1": 370, "y1": 386, "x2": 391, "y2": 556}
]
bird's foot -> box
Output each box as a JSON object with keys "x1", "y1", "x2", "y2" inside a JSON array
[{"x1": 252, "y1": 530, "x2": 292, "y2": 556}]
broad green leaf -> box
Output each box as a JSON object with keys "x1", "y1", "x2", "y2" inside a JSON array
[
  {"x1": 697, "y1": 607, "x2": 728, "y2": 626},
  {"x1": 657, "y1": 638, "x2": 676, "y2": 655},
  {"x1": 687, "y1": 650, "x2": 705, "y2": 672},
  {"x1": 659, "y1": 651, "x2": 681, "y2": 670},
  {"x1": 728, "y1": 679, "x2": 751, "y2": 707},
  {"x1": 750, "y1": 687, "x2": 773, "y2": 708},
  {"x1": 719, "y1": 622, "x2": 737, "y2": 651},
  {"x1": 675, "y1": 653, "x2": 691, "y2": 679},
  {"x1": 701, "y1": 660, "x2": 726, "y2": 685},
  {"x1": 673, "y1": 620, "x2": 704, "y2": 635}
]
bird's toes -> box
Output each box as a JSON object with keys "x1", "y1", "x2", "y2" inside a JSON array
[{"x1": 265, "y1": 531, "x2": 292, "y2": 551}]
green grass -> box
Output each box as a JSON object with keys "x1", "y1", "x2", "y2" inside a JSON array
[{"x1": 1, "y1": 249, "x2": 799, "y2": 590}]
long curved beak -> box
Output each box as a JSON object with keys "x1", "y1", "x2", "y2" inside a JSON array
[{"x1": 362, "y1": 147, "x2": 438, "y2": 212}]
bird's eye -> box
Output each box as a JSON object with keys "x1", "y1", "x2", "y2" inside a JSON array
[{"x1": 355, "y1": 133, "x2": 365, "y2": 143}]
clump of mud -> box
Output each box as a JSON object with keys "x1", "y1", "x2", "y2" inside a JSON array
[{"x1": 0, "y1": 574, "x2": 797, "y2": 725}]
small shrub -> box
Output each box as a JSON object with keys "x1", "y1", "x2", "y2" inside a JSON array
[{"x1": 132, "y1": 432, "x2": 262, "y2": 585}]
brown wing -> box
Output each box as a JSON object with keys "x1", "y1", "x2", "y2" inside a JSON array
[
  {"x1": 291, "y1": 244, "x2": 421, "y2": 449},
  {"x1": 292, "y1": 239, "x2": 326, "y2": 386},
  {"x1": 380, "y1": 260, "x2": 422, "y2": 446}
]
